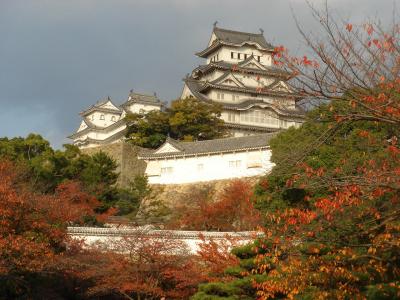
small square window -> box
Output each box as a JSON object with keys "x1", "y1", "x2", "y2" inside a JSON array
[{"x1": 161, "y1": 167, "x2": 173, "y2": 174}]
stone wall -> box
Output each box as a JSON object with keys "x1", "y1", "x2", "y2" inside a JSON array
[
  {"x1": 137, "y1": 177, "x2": 260, "y2": 223},
  {"x1": 81, "y1": 142, "x2": 146, "y2": 188}
]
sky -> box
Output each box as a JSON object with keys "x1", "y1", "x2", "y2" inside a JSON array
[{"x1": 0, "y1": 0, "x2": 397, "y2": 148}]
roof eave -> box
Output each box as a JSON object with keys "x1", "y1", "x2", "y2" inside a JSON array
[
  {"x1": 139, "y1": 145, "x2": 271, "y2": 160},
  {"x1": 196, "y1": 41, "x2": 274, "y2": 58}
]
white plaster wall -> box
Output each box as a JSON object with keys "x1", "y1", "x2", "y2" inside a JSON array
[
  {"x1": 73, "y1": 123, "x2": 127, "y2": 147},
  {"x1": 69, "y1": 227, "x2": 260, "y2": 254},
  {"x1": 86, "y1": 124, "x2": 127, "y2": 140},
  {"x1": 221, "y1": 109, "x2": 301, "y2": 130},
  {"x1": 87, "y1": 111, "x2": 121, "y2": 128},
  {"x1": 126, "y1": 103, "x2": 161, "y2": 114},
  {"x1": 181, "y1": 84, "x2": 194, "y2": 99},
  {"x1": 235, "y1": 73, "x2": 275, "y2": 88},
  {"x1": 145, "y1": 149, "x2": 274, "y2": 184},
  {"x1": 207, "y1": 46, "x2": 272, "y2": 65}
]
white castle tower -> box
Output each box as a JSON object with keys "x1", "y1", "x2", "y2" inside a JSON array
[
  {"x1": 69, "y1": 91, "x2": 163, "y2": 149},
  {"x1": 181, "y1": 24, "x2": 305, "y2": 136}
]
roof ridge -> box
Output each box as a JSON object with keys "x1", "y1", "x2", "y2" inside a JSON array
[
  {"x1": 180, "y1": 133, "x2": 274, "y2": 145},
  {"x1": 129, "y1": 91, "x2": 158, "y2": 98},
  {"x1": 214, "y1": 26, "x2": 263, "y2": 37}
]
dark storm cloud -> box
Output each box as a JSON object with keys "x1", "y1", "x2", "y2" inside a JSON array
[{"x1": 0, "y1": 0, "x2": 396, "y2": 148}]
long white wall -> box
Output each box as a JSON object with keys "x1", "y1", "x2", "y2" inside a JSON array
[
  {"x1": 144, "y1": 149, "x2": 274, "y2": 184},
  {"x1": 68, "y1": 227, "x2": 261, "y2": 254}
]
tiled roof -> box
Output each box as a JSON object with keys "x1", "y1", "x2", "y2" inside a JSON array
[
  {"x1": 121, "y1": 91, "x2": 162, "y2": 109},
  {"x1": 192, "y1": 60, "x2": 290, "y2": 78},
  {"x1": 138, "y1": 133, "x2": 275, "y2": 159},
  {"x1": 224, "y1": 122, "x2": 282, "y2": 132},
  {"x1": 222, "y1": 99, "x2": 306, "y2": 117},
  {"x1": 199, "y1": 80, "x2": 301, "y2": 99},
  {"x1": 213, "y1": 27, "x2": 274, "y2": 49},
  {"x1": 182, "y1": 78, "x2": 305, "y2": 118},
  {"x1": 80, "y1": 96, "x2": 122, "y2": 116},
  {"x1": 196, "y1": 27, "x2": 274, "y2": 58},
  {"x1": 68, "y1": 118, "x2": 126, "y2": 139},
  {"x1": 72, "y1": 128, "x2": 128, "y2": 146}
]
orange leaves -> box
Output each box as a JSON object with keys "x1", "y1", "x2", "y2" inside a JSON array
[
  {"x1": 358, "y1": 130, "x2": 370, "y2": 138},
  {"x1": 168, "y1": 180, "x2": 260, "y2": 231},
  {"x1": 346, "y1": 23, "x2": 353, "y2": 32},
  {"x1": 196, "y1": 234, "x2": 240, "y2": 279},
  {"x1": 302, "y1": 56, "x2": 313, "y2": 66},
  {"x1": 365, "y1": 23, "x2": 374, "y2": 36}
]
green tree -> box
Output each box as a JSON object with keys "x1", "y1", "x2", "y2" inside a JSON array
[
  {"x1": 192, "y1": 240, "x2": 270, "y2": 300},
  {"x1": 115, "y1": 175, "x2": 151, "y2": 216},
  {"x1": 253, "y1": 101, "x2": 397, "y2": 214},
  {"x1": 126, "y1": 98, "x2": 226, "y2": 148}
]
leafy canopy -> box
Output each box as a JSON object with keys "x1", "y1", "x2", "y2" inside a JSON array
[{"x1": 126, "y1": 97, "x2": 226, "y2": 148}]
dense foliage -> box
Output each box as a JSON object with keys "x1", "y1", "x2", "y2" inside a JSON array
[
  {"x1": 194, "y1": 9, "x2": 400, "y2": 300},
  {"x1": 168, "y1": 180, "x2": 260, "y2": 231},
  {"x1": 254, "y1": 101, "x2": 396, "y2": 214},
  {"x1": 2, "y1": 7, "x2": 400, "y2": 300},
  {"x1": 0, "y1": 134, "x2": 148, "y2": 216},
  {"x1": 192, "y1": 241, "x2": 269, "y2": 300},
  {"x1": 0, "y1": 160, "x2": 110, "y2": 298},
  {"x1": 126, "y1": 97, "x2": 226, "y2": 148}
]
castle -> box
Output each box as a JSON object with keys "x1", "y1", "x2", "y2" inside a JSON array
[
  {"x1": 69, "y1": 25, "x2": 305, "y2": 184},
  {"x1": 69, "y1": 92, "x2": 163, "y2": 149},
  {"x1": 181, "y1": 25, "x2": 305, "y2": 136}
]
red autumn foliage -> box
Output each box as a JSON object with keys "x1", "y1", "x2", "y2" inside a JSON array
[
  {"x1": 195, "y1": 234, "x2": 240, "y2": 279},
  {"x1": 253, "y1": 10, "x2": 400, "y2": 299},
  {"x1": 0, "y1": 159, "x2": 106, "y2": 296},
  {"x1": 72, "y1": 231, "x2": 210, "y2": 299},
  {"x1": 168, "y1": 179, "x2": 260, "y2": 231}
]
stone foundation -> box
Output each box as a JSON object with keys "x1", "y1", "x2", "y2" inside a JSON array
[{"x1": 81, "y1": 142, "x2": 146, "y2": 188}]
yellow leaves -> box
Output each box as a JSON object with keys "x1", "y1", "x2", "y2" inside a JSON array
[
  {"x1": 309, "y1": 246, "x2": 321, "y2": 254},
  {"x1": 319, "y1": 265, "x2": 329, "y2": 272},
  {"x1": 368, "y1": 247, "x2": 377, "y2": 255}
]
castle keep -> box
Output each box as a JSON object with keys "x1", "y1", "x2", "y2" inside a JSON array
[
  {"x1": 181, "y1": 25, "x2": 305, "y2": 136},
  {"x1": 69, "y1": 25, "x2": 305, "y2": 184}
]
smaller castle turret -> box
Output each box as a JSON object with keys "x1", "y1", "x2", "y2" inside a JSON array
[{"x1": 69, "y1": 91, "x2": 163, "y2": 149}]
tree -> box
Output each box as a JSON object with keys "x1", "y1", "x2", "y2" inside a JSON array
[
  {"x1": 126, "y1": 98, "x2": 226, "y2": 148},
  {"x1": 168, "y1": 180, "x2": 260, "y2": 231},
  {"x1": 250, "y1": 7, "x2": 400, "y2": 299},
  {"x1": 192, "y1": 240, "x2": 270, "y2": 300},
  {"x1": 75, "y1": 230, "x2": 202, "y2": 300},
  {"x1": 0, "y1": 159, "x2": 107, "y2": 298},
  {"x1": 114, "y1": 175, "x2": 151, "y2": 216},
  {"x1": 0, "y1": 135, "x2": 141, "y2": 215},
  {"x1": 254, "y1": 101, "x2": 396, "y2": 214}
]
